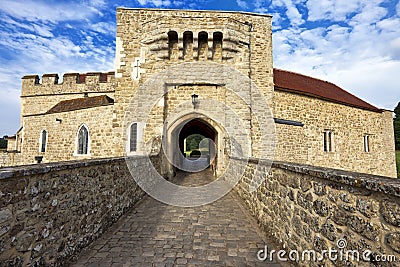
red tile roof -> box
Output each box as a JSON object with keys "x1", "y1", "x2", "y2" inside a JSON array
[
  {"x1": 273, "y1": 69, "x2": 382, "y2": 112},
  {"x1": 46, "y1": 95, "x2": 114, "y2": 114}
]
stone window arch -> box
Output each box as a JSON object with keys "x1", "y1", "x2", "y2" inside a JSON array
[
  {"x1": 183, "y1": 31, "x2": 193, "y2": 60},
  {"x1": 213, "y1": 32, "x2": 223, "y2": 61},
  {"x1": 76, "y1": 124, "x2": 90, "y2": 155},
  {"x1": 127, "y1": 122, "x2": 144, "y2": 155},
  {"x1": 168, "y1": 31, "x2": 178, "y2": 60},
  {"x1": 39, "y1": 130, "x2": 47, "y2": 153},
  {"x1": 198, "y1": 31, "x2": 208, "y2": 60}
]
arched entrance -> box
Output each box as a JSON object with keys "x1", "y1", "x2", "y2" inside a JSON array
[
  {"x1": 165, "y1": 113, "x2": 226, "y2": 177},
  {"x1": 178, "y1": 118, "x2": 217, "y2": 172}
]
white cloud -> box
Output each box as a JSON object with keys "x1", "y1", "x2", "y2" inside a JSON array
[
  {"x1": 0, "y1": 1, "x2": 115, "y2": 135},
  {"x1": 271, "y1": 0, "x2": 400, "y2": 111},
  {"x1": 349, "y1": 4, "x2": 387, "y2": 26},
  {"x1": 0, "y1": 0, "x2": 104, "y2": 23},
  {"x1": 281, "y1": 0, "x2": 304, "y2": 26},
  {"x1": 32, "y1": 24, "x2": 54, "y2": 38},
  {"x1": 90, "y1": 22, "x2": 116, "y2": 35},
  {"x1": 397, "y1": 0, "x2": 400, "y2": 15},
  {"x1": 236, "y1": 0, "x2": 249, "y2": 9},
  {"x1": 306, "y1": 0, "x2": 363, "y2": 21},
  {"x1": 136, "y1": 0, "x2": 172, "y2": 7}
]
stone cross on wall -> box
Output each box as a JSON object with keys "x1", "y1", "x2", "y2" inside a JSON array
[
  {"x1": 133, "y1": 58, "x2": 141, "y2": 80},
  {"x1": 132, "y1": 48, "x2": 146, "y2": 81}
]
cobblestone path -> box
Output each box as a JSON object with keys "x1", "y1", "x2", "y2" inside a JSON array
[{"x1": 69, "y1": 170, "x2": 283, "y2": 267}]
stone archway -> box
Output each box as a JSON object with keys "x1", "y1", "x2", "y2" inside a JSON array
[{"x1": 165, "y1": 112, "x2": 226, "y2": 178}]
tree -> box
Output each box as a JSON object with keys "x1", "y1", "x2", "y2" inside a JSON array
[
  {"x1": 0, "y1": 137, "x2": 7, "y2": 149},
  {"x1": 394, "y1": 102, "x2": 400, "y2": 150},
  {"x1": 185, "y1": 134, "x2": 205, "y2": 151}
]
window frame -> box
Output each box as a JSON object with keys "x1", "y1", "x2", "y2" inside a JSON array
[
  {"x1": 364, "y1": 134, "x2": 370, "y2": 153},
  {"x1": 129, "y1": 122, "x2": 138, "y2": 153},
  {"x1": 323, "y1": 130, "x2": 333, "y2": 152},
  {"x1": 126, "y1": 122, "x2": 144, "y2": 155},
  {"x1": 39, "y1": 129, "x2": 47, "y2": 153},
  {"x1": 74, "y1": 124, "x2": 90, "y2": 156}
]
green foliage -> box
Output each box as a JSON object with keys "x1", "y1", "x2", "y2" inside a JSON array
[
  {"x1": 0, "y1": 138, "x2": 7, "y2": 149},
  {"x1": 185, "y1": 134, "x2": 205, "y2": 151},
  {"x1": 394, "y1": 102, "x2": 400, "y2": 150}
]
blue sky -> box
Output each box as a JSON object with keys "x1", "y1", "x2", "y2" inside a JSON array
[{"x1": 0, "y1": 0, "x2": 399, "y2": 136}]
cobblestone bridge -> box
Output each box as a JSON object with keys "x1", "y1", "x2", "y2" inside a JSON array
[{"x1": 69, "y1": 170, "x2": 283, "y2": 267}]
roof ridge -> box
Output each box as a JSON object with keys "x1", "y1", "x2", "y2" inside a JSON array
[
  {"x1": 274, "y1": 68, "x2": 337, "y2": 86},
  {"x1": 273, "y1": 68, "x2": 382, "y2": 112}
]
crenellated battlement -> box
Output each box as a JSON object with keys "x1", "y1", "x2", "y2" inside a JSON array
[
  {"x1": 22, "y1": 72, "x2": 115, "y2": 86},
  {"x1": 21, "y1": 71, "x2": 116, "y2": 97}
]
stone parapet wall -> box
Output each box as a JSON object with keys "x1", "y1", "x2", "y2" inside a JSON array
[
  {"x1": 0, "y1": 152, "x2": 6, "y2": 168},
  {"x1": 0, "y1": 156, "x2": 155, "y2": 266},
  {"x1": 0, "y1": 152, "x2": 21, "y2": 168},
  {"x1": 228, "y1": 157, "x2": 400, "y2": 266},
  {"x1": 21, "y1": 72, "x2": 116, "y2": 97},
  {"x1": 20, "y1": 73, "x2": 116, "y2": 117}
]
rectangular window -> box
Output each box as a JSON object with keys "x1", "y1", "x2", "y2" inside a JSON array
[
  {"x1": 364, "y1": 134, "x2": 370, "y2": 152},
  {"x1": 130, "y1": 123, "x2": 138, "y2": 152},
  {"x1": 323, "y1": 130, "x2": 333, "y2": 152}
]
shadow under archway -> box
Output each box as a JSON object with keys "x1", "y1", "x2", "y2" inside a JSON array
[
  {"x1": 178, "y1": 118, "x2": 217, "y2": 172},
  {"x1": 165, "y1": 113, "x2": 226, "y2": 178}
]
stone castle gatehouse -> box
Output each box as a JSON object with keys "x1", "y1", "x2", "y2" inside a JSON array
[{"x1": 3, "y1": 8, "x2": 397, "y2": 178}]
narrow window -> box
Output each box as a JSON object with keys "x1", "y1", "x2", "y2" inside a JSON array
[
  {"x1": 168, "y1": 31, "x2": 178, "y2": 60},
  {"x1": 213, "y1": 32, "x2": 223, "y2": 61},
  {"x1": 364, "y1": 134, "x2": 370, "y2": 152},
  {"x1": 130, "y1": 123, "x2": 138, "y2": 152},
  {"x1": 198, "y1": 31, "x2": 208, "y2": 60},
  {"x1": 323, "y1": 130, "x2": 333, "y2": 152},
  {"x1": 183, "y1": 31, "x2": 193, "y2": 60},
  {"x1": 77, "y1": 125, "x2": 89, "y2": 154},
  {"x1": 39, "y1": 130, "x2": 47, "y2": 152}
]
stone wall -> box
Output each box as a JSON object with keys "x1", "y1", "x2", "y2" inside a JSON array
[
  {"x1": 0, "y1": 152, "x2": 6, "y2": 168},
  {"x1": 228, "y1": 157, "x2": 400, "y2": 266},
  {"x1": 21, "y1": 105, "x2": 115, "y2": 165},
  {"x1": 113, "y1": 8, "x2": 274, "y2": 157},
  {"x1": 0, "y1": 156, "x2": 156, "y2": 266},
  {"x1": 21, "y1": 73, "x2": 116, "y2": 117},
  {"x1": 273, "y1": 90, "x2": 397, "y2": 178}
]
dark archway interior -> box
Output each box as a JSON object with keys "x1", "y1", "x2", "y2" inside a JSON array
[{"x1": 178, "y1": 119, "x2": 216, "y2": 155}]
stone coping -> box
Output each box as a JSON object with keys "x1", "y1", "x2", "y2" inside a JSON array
[
  {"x1": 2, "y1": 156, "x2": 399, "y2": 197},
  {"x1": 231, "y1": 157, "x2": 400, "y2": 197},
  {"x1": 0, "y1": 156, "x2": 147, "y2": 180}
]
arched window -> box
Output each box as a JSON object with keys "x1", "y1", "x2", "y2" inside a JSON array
[
  {"x1": 213, "y1": 32, "x2": 223, "y2": 61},
  {"x1": 198, "y1": 31, "x2": 208, "y2": 60},
  {"x1": 77, "y1": 125, "x2": 89, "y2": 155},
  {"x1": 39, "y1": 130, "x2": 47, "y2": 152},
  {"x1": 129, "y1": 123, "x2": 138, "y2": 152},
  {"x1": 168, "y1": 31, "x2": 178, "y2": 60},
  {"x1": 183, "y1": 31, "x2": 193, "y2": 60}
]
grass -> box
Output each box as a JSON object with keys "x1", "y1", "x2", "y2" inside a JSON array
[{"x1": 396, "y1": 151, "x2": 400, "y2": 178}]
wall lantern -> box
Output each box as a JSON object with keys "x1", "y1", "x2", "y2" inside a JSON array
[{"x1": 191, "y1": 94, "x2": 199, "y2": 109}]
